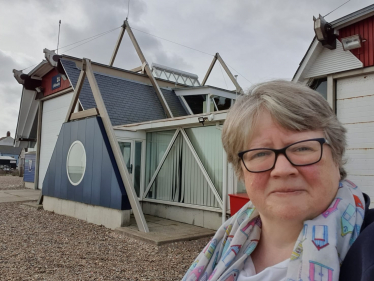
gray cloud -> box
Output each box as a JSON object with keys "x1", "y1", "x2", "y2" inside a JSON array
[{"x1": 1, "y1": 0, "x2": 374, "y2": 136}]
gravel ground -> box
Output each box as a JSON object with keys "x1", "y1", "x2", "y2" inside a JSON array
[
  {"x1": 0, "y1": 176, "x2": 25, "y2": 190},
  {"x1": 0, "y1": 202, "x2": 211, "y2": 280}
]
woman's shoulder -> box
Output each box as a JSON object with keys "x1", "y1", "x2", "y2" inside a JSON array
[{"x1": 339, "y1": 193, "x2": 374, "y2": 281}]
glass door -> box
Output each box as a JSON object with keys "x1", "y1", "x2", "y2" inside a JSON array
[{"x1": 118, "y1": 140, "x2": 143, "y2": 198}]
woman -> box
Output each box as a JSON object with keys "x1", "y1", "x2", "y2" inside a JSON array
[{"x1": 182, "y1": 81, "x2": 371, "y2": 281}]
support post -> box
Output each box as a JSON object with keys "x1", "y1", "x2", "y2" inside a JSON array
[
  {"x1": 109, "y1": 23, "x2": 126, "y2": 67},
  {"x1": 65, "y1": 62, "x2": 87, "y2": 123},
  {"x1": 222, "y1": 151, "x2": 228, "y2": 224},
  {"x1": 327, "y1": 75, "x2": 336, "y2": 113},
  {"x1": 34, "y1": 100, "x2": 43, "y2": 190},
  {"x1": 123, "y1": 20, "x2": 173, "y2": 118},
  {"x1": 201, "y1": 55, "x2": 217, "y2": 86},
  {"x1": 216, "y1": 53, "x2": 244, "y2": 95},
  {"x1": 85, "y1": 58, "x2": 149, "y2": 233}
]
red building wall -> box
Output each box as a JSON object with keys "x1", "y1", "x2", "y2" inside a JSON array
[
  {"x1": 338, "y1": 15, "x2": 374, "y2": 67},
  {"x1": 41, "y1": 68, "x2": 71, "y2": 97}
]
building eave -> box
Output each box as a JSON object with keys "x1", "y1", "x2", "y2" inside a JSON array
[{"x1": 113, "y1": 110, "x2": 228, "y2": 131}]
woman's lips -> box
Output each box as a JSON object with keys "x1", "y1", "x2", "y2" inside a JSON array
[{"x1": 271, "y1": 189, "x2": 305, "y2": 195}]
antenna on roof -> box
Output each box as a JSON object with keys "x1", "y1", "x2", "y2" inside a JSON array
[
  {"x1": 126, "y1": 0, "x2": 131, "y2": 20},
  {"x1": 57, "y1": 20, "x2": 61, "y2": 54}
]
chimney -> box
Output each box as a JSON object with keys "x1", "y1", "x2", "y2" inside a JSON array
[{"x1": 6, "y1": 131, "x2": 10, "y2": 137}]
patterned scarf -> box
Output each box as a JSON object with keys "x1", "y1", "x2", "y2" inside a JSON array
[{"x1": 182, "y1": 180, "x2": 365, "y2": 281}]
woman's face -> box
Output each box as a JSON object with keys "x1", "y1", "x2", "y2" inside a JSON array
[{"x1": 242, "y1": 111, "x2": 340, "y2": 223}]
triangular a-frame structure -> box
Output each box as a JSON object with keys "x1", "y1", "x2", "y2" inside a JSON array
[
  {"x1": 201, "y1": 53, "x2": 245, "y2": 95},
  {"x1": 62, "y1": 58, "x2": 149, "y2": 233},
  {"x1": 109, "y1": 20, "x2": 173, "y2": 118}
]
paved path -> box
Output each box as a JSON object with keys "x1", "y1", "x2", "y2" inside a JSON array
[
  {"x1": 0, "y1": 189, "x2": 40, "y2": 203},
  {"x1": 116, "y1": 214, "x2": 216, "y2": 245}
]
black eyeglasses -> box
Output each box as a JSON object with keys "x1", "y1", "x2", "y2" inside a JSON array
[{"x1": 238, "y1": 138, "x2": 330, "y2": 173}]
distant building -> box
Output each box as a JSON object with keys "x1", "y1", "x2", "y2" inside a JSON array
[
  {"x1": 0, "y1": 131, "x2": 14, "y2": 146},
  {"x1": 0, "y1": 145, "x2": 22, "y2": 166}
]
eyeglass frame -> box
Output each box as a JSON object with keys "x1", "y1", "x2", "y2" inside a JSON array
[{"x1": 238, "y1": 138, "x2": 330, "y2": 173}]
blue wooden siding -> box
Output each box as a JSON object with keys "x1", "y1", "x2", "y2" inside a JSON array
[
  {"x1": 24, "y1": 153, "x2": 36, "y2": 183},
  {"x1": 42, "y1": 116, "x2": 131, "y2": 210}
]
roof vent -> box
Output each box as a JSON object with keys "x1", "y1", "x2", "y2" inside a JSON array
[{"x1": 151, "y1": 63, "x2": 200, "y2": 86}]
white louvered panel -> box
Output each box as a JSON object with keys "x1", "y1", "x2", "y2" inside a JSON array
[
  {"x1": 337, "y1": 96, "x2": 374, "y2": 124},
  {"x1": 337, "y1": 75, "x2": 374, "y2": 204},
  {"x1": 337, "y1": 73, "x2": 374, "y2": 99},
  {"x1": 39, "y1": 92, "x2": 73, "y2": 189},
  {"x1": 304, "y1": 39, "x2": 363, "y2": 78},
  {"x1": 344, "y1": 123, "x2": 374, "y2": 149}
]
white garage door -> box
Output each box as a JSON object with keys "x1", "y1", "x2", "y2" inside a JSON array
[
  {"x1": 337, "y1": 74, "x2": 374, "y2": 202},
  {"x1": 38, "y1": 92, "x2": 73, "y2": 189}
]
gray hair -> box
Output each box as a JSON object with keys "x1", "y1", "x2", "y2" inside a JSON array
[{"x1": 222, "y1": 80, "x2": 347, "y2": 180}]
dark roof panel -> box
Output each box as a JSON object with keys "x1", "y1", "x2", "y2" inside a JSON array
[{"x1": 61, "y1": 59, "x2": 187, "y2": 126}]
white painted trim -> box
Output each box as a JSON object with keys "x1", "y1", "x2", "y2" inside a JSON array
[
  {"x1": 206, "y1": 94, "x2": 211, "y2": 113},
  {"x1": 174, "y1": 86, "x2": 237, "y2": 99},
  {"x1": 332, "y1": 65, "x2": 374, "y2": 79},
  {"x1": 140, "y1": 140, "x2": 146, "y2": 199},
  {"x1": 180, "y1": 129, "x2": 223, "y2": 208},
  {"x1": 113, "y1": 111, "x2": 228, "y2": 131},
  {"x1": 293, "y1": 39, "x2": 321, "y2": 82},
  {"x1": 142, "y1": 129, "x2": 180, "y2": 198},
  {"x1": 222, "y1": 150, "x2": 228, "y2": 224},
  {"x1": 40, "y1": 87, "x2": 74, "y2": 101},
  {"x1": 142, "y1": 198, "x2": 223, "y2": 213},
  {"x1": 66, "y1": 141, "x2": 86, "y2": 186}
]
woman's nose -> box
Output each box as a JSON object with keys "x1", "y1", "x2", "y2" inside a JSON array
[{"x1": 270, "y1": 153, "x2": 298, "y2": 177}]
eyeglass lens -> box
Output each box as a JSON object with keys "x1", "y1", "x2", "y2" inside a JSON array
[{"x1": 242, "y1": 140, "x2": 323, "y2": 172}]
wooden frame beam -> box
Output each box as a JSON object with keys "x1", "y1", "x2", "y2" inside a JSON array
[
  {"x1": 70, "y1": 108, "x2": 99, "y2": 121},
  {"x1": 216, "y1": 53, "x2": 244, "y2": 94},
  {"x1": 201, "y1": 55, "x2": 217, "y2": 86},
  {"x1": 123, "y1": 20, "x2": 173, "y2": 118},
  {"x1": 84, "y1": 58, "x2": 149, "y2": 233},
  {"x1": 201, "y1": 53, "x2": 245, "y2": 94},
  {"x1": 34, "y1": 100, "x2": 43, "y2": 190},
  {"x1": 65, "y1": 61, "x2": 86, "y2": 123},
  {"x1": 130, "y1": 66, "x2": 143, "y2": 73},
  {"x1": 109, "y1": 23, "x2": 126, "y2": 67}
]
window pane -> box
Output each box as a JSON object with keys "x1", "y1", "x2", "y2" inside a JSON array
[
  {"x1": 310, "y1": 78, "x2": 327, "y2": 100},
  {"x1": 160, "y1": 70, "x2": 168, "y2": 80},
  {"x1": 185, "y1": 126, "x2": 223, "y2": 198},
  {"x1": 185, "y1": 77, "x2": 193, "y2": 86},
  {"x1": 169, "y1": 73, "x2": 177, "y2": 82},
  {"x1": 67, "y1": 141, "x2": 86, "y2": 185},
  {"x1": 118, "y1": 142, "x2": 132, "y2": 173},
  {"x1": 183, "y1": 95, "x2": 206, "y2": 114},
  {"x1": 134, "y1": 141, "x2": 142, "y2": 197},
  {"x1": 214, "y1": 97, "x2": 232, "y2": 111},
  {"x1": 145, "y1": 130, "x2": 176, "y2": 187},
  {"x1": 145, "y1": 132, "x2": 220, "y2": 207},
  {"x1": 237, "y1": 180, "x2": 246, "y2": 193}
]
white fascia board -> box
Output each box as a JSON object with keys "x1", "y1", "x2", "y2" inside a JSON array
[
  {"x1": 293, "y1": 39, "x2": 323, "y2": 82},
  {"x1": 16, "y1": 89, "x2": 38, "y2": 141},
  {"x1": 114, "y1": 129, "x2": 146, "y2": 140},
  {"x1": 114, "y1": 111, "x2": 228, "y2": 131},
  {"x1": 28, "y1": 60, "x2": 52, "y2": 77},
  {"x1": 174, "y1": 87, "x2": 238, "y2": 99}
]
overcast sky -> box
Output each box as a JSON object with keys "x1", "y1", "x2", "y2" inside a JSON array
[{"x1": 0, "y1": 0, "x2": 373, "y2": 138}]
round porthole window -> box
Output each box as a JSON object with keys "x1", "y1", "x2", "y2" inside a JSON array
[{"x1": 66, "y1": 141, "x2": 86, "y2": 186}]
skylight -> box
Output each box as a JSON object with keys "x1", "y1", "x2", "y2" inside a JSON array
[{"x1": 151, "y1": 63, "x2": 200, "y2": 86}]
